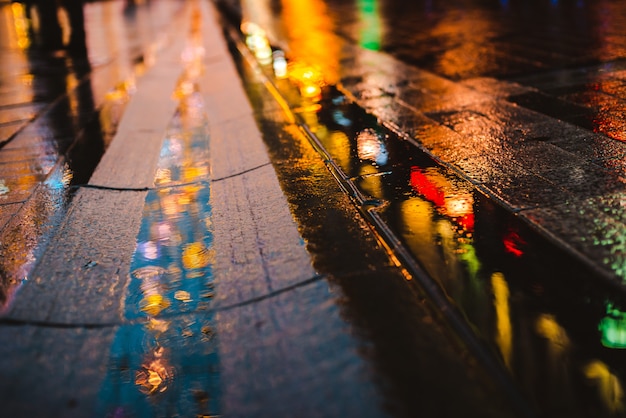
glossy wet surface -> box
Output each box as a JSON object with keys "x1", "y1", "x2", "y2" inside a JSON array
[
  {"x1": 0, "y1": 0, "x2": 185, "y2": 308},
  {"x1": 95, "y1": 13, "x2": 220, "y2": 416},
  {"x1": 221, "y1": 0, "x2": 626, "y2": 415}
]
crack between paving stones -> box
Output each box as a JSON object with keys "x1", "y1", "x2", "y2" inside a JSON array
[{"x1": 0, "y1": 273, "x2": 327, "y2": 329}]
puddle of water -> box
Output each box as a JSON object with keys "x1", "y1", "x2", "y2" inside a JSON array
[
  {"x1": 96, "y1": 19, "x2": 220, "y2": 416},
  {"x1": 313, "y1": 86, "x2": 626, "y2": 417},
  {"x1": 234, "y1": 18, "x2": 626, "y2": 412}
]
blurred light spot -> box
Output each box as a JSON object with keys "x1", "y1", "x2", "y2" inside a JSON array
[
  {"x1": 410, "y1": 167, "x2": 474, "y2": 232},
  {"x1": 140, "y1": 294, "x2": 170, "y2": 316},
  {"x1": 503, "y1": 228, "x2": 525, "y2": 257},
  {"x1": 332, "y1": 110, "x2": 352, "y2": 127},
  {"x1": 536, "y1": 314, "x2": 570, "y2": 353},
  {"x1": 174, "y1": 290, "x2": 192, "y2": 302},
  {"x1": 357, "y1": 0, "x2": 382, "y2": 51},
  {"x1": 0, "y1": 180, "x2": 10, "y2": 196},
  {"x1": 357, "y1": 128, "x2": 388, "y2": 166},
  {"x1": 138, "y1": 241, "x2": 159, "y2": 260},
  {"x1": 273, "y1": 50, "x2": 288, "y2": 78},
  {"x1": 182, "y1": 242, "x2": 213, "y2": 269},
  {"x1": 146, "y1": 318, "x2": 170, "y2": 334},
  {"x1": 11, "y1": 3, "x2": 30, "y2": 49},
  {"x1": 584, "y1": 360, "x2": 625, "y2": 414},
  {"x1": 242, "y1": 21, "x2": 272, "y2": 65},
  {"x1": 288, "y1": 61, "x2": 324, "y2": 100},
  {"x1": 135, "y1": 347, "x2": 173, "y2": 395},
  {"x1": 492, "y1": 272, "x2": 512, "y2": 368},
  {"x1": 599, "y1": 303, "x2": 626, "y2": 349}
]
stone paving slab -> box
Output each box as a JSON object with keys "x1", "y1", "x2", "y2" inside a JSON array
[
  {"x1": 335, "y1": 43, "x2": 626, "y2": 285},
  {"x1": 216, "y1": 276, "x2": 385, "y2": 418},
  {"x1": 88, "y1": 6, "x2": 192, "y2": 190},
  {"x1": 0, "y1": 324, "x2": 116, "y2": 417},
  {"x1": 5, "y1": 187, "x2": 147, "y2": 324}
]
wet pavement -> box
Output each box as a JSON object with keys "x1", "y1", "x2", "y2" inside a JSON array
[
  {"x1": 217, "y1": 0, "x2": 626, "y2": 416},
  {"x1": 3, "y1": 0, "x2": 626, "y2": 417}
]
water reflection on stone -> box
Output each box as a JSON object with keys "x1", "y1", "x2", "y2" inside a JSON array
[
  {"x1": 96, "y1": 14, "x2": 219, "y2": 415},
  {"x1": 235, "y1": 24, "x2": 626, "y2": 414}
]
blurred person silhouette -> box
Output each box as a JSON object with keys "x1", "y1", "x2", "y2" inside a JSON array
[{"x1": 33, "y1": 0, "x2": 87, "y2": 56}]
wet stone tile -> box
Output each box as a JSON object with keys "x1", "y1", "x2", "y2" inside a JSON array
[
  {"x1": 454, "y1": 153, "x2": 523, "y2": 185},
  {"x1": 511, "y1": 141, "x2": 586, "y2": 174},
  {"x1": 521, "y1": 198, "x2": 626, "y2": 282},
  {"x1": 0, "y1": 147, "x2": 57, "y2": 164},
  {"x1": 599, "y1": 157, "x2": 626, "y2": 179},
  {"x1": 380, "y1": 104, "x2": 437, "y2": 140},
  {"x1": 540, "y1": 162, "x2": 626, "y2": 199},
  {"x1": 412, "y1": 123, "x2": 486, "y2": 164},
  {"x1": 0, "y1": 157, "x2": 56, "y2": 177},
  {"x1": 459, "y1": 77, "x2": 535, "y2": 98},
  {"x1": 557, "y1": 137, "x2": 626, "y2": 161},
  {"x1": 0, "y1": 122, "x2": 25, "y2": 143},
  {"x1": 0, "y1": 204, "x2": 18, "y2": 231},
  {"x1": 483, "y1": 171, "x2": 572, "y2": 211},
  {"x1": 0, "y1": 103, "x2": 44, "y2": 125},
  {"x1": 509, "y1": 91, "x2": 595, "y2": 121}
]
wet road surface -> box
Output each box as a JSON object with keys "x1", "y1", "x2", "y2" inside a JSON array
[
  {"x1": 2, "y1": 0, "x2": 626, "y2": 416},
  {"x1": 216, "y1": 0, "x2": 626, "y2": 416},
  {"x1": 0, "y1": 0, "x2": 185, "y2": 311}
]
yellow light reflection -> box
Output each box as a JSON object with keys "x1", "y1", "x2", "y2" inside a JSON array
[
  {"x1": 182, "y1": 242, "x2": 214, "y2": 270},
  {"x1": 328, "y1": 131, "x2": 352, "y2": 174},
  {"x1": 492, "y1": 272, "x2": 512, "y2": 368},
  {"x1": 281, "y1": 0, "x2": 340, "y2": 84},
  {"x1": 432, "y1": 10, "x2": 496, "y2": 79},
  {"x1": 584, "y1": 360, "x2": 625, "y2": 414},
  {"x1": 288, "y1": 61, "x2": 325, "y2": 101},
  {"x1": 140, "y1": 293, "x2": 171, "y2": 317},
  {"x1": 11, "y1": 3, "x2": 30, "y2": 50},
  {"x1": 535, "y1": 314, "x2": 570, "y2": 353},
  {"x1": 359, "y1": 164, "x2": 383, "y2": 199},
  {"x1": 135, "y1": 346, "x2": 173, "y2": 395}
]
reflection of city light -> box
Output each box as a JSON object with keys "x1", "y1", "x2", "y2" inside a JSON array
[
  {"x1": 136, "y1": 266, "x2": 170, "y2": 316},
  {"x1": 174, "y1": 290, "x2": 191, "y2": 302},
  {"x1": 11, "y1": 3, "x2": 30, "y2": 49},
  {"x1": 146, "y1": 318, "x2": 170, "y2": 334},
  {"x1": 492, "y1": 272, "x2": 512, "y2": 368},
  {"x1": 139, "y1": 241, "x2": 159, "y2": 260},
  {"x1": 288, "y1": 62, "x2": 325, "y2": 101},
  {"x1": 584, "y1": 360, "x2": 625, "y2": 414},
  {"x1": 182, "y1": 242, "x2": 213, "y2": 270},
  {"x1": 357, "y1": 0, "x2": 382, "y2": 51},
  {"x1": 359, "y1": 166, "x2": 383, "y2": 198},
  {"x1": 272, "y1": 50, "x2": 288, "y2": 78},
  {"x1": 332, "y1": 110, "x2": 352, "y2": 127},
  {"x1": 599, "y1": 303, "x2": 626, "y2": 349},
  {"x1": 356, "y1": 128, "x2": 388, "y2": 166},
  {"x1": 242, "y1": 21, "x2": 273, "y2": 65},
  {"x1": 503, "y1": 228, "x2": 525, "y2": 257},
  {"x1": 281, "y1": 0, "x2": 340, "y2": 84},
  {"x1": 154, "y1": 168, "x2": 172, "y2": 185},
  {"x1": 140, "y1": 293, "x2": 171, "y2": 316},
  {"x1": 135, "y1": 347, "x2": 173, "y2": 395},
  {"x1": 410, "y1": 167, "x2": 474, "y2": 232},
  {"x1": 536, "y1": 314, "x2": 570, "y2": 352}
]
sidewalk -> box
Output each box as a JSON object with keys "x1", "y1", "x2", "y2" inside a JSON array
[
  {"x1": 5, "y1": 0, "x2": 624, "y2": 416},
  {"x1": 1, "y1": 1, "x2": 427, "y2": 417}
]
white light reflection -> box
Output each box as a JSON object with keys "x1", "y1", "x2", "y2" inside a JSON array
[{"x1": 356, "y1": 128, "x2": 388, "y2": 166}]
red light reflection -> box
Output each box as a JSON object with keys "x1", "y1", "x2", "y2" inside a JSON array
[
  {"x1": 503, "y1": 228, "x2": 525, "y2": 257},
  {"x1": 409, "y1": 166, "x2": 474, "y2": 232}
]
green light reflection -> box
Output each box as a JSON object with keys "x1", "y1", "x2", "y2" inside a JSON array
[{"x1": 358, "y1": 0, "x2": 382, "y2": 51}]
